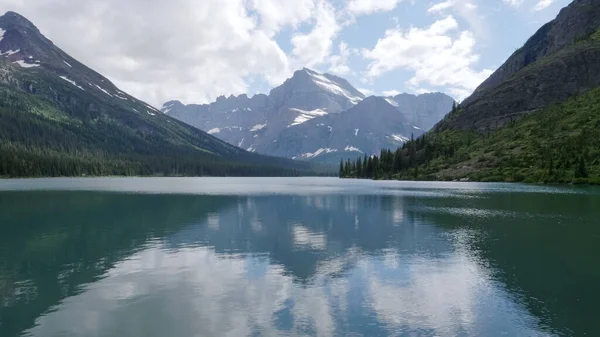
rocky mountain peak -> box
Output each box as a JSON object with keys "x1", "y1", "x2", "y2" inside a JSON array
[
  {"x1": 0, "y1": 11, "x2": 40, "y2": 33},
  {"x1": 161, "y1": 100, "x2": 184, "y2": 114},
  {"x1": 162, "y1": 67, "x2": 454, "y2": 162},
  {"x1": 463, "y1": 0, "x2": 600, "y2": 106},
  {"x1": 437, "y1": 0, "x2": 600, "y2": 132}
]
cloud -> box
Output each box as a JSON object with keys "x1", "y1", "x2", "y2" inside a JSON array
[
  {"x1": 249, "y1": 0, "x2": 316, "y2": 37},
  {"x1": 500, "y1": 0, "x2": 553, "y2": 12},
  {"x1": 0, "y1": 0, "x2": 346, "y2": 106},
  {"x1": 428, "y1": 0, "x2": 455, "y2": 13},
  {"x1": 503, "y1": 0, "x2": 524, "y2": 7},
  {"x1": 427, "y1": 0, "x2": 488, "y2": 41},
  {"x1": 291, "y1": 1, "x2": 341, "y2": 69},
  {"x1": 328, "y1": 41, "x2": 351, "y2": 75},
  {"x1": 533, "y1": 0, "x2": 553, "y2": 11},
  {"x1": 347, "y1": 0, "x2": 405, "y2": 16},
  {"x1": 382, "y1": 89, "x2": 401, "y2": 96},
  {"x1": 362, "y1": 16, "x2": 493, "y2": 100}
]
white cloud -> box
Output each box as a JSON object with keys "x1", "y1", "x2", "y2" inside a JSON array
[
  {"x1": 249, "y1": 0, "x2": 316, "y2": 37},
  {"x1": 428, "y1": 0, "x2": 455, "y2": 13},
  {"x1": 382, "y1": 89, "x2": 401, "y2": 96},
  {"x1": 291, "y1": 1, "x2": 341, "y2": 69},
  {"x1": 347, "y1": 0, "x2": 405, "y2": 16},
  {"x1": 533, "y1": 0, "x2": 553, "y2": 11},
  {"x1": 503, "y1": 0, "x2": 524, "y2": 7},
  {"x1": 362, "y1": 16, "x2": 493, "y2": 100},
  {"x1": 328, "y1": 41, "x2": 351, "y2": 75},
  {"x1": 0, "y1": 0, "x2": 348, "y2": 106}
]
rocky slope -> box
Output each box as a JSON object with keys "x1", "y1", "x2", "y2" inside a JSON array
[
  {"x1": 439, "y1": 0, "x2": 600, "y2": 131},
  {"x1": 345, "y1": 0, "x2": 600, "y2": 184},
  {"x1": 270, "y1": 96, "x2": 420, "y2": 162},
  {"x1": 0, "y1": 11, "x2": 311, "y2": 177},
  {"x1": 389, "y1": 92, "x2": 455, "y2": 131},
  {"x1": 163, "y1": 69, "x2": 454, "y2": 162}
]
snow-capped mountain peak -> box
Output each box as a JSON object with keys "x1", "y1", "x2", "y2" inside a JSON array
[
  {"x1": 302, "y1": 68, "x2": 364, "y2": 105},
  {"x1": 161, "y1": 68, "x2": 454, "y2": 163}
]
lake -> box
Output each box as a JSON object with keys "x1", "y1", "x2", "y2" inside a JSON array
[{"x1": 0, "y1": 177, "x2": 599, "y2": 336}]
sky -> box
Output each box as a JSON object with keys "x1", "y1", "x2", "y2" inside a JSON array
[{"x1": 0, "y1": 0, "x2": 571, "y2": 106}]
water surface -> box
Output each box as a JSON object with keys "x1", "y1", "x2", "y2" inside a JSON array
[{"x1": 0, "y1": 178, "x2": 599, "y2": 336}]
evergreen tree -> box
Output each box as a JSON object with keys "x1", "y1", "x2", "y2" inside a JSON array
[
  {"x1": 393, "y1": 149, "x2": 402, "y2": 174},
  {"x1": 367, "y1": 156, "x2": 373, "y2": 178},
  {"x1": 575, "y1": 156, "x2": 588, "y2": 178}
]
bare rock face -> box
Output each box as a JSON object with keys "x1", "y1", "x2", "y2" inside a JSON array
[
  {"x1": 391, "y1": 92, "x2": 455, "y2": 131},
  {"x1": 442, "y1": 0, "x2": 600, "y2": 132},
  {"x1": 162, "y1": 68, "x2": 454, "y2": 162}
]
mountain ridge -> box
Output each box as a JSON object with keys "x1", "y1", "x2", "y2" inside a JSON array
[
  {"x1": 440, "y1": 0, "x2": 600, "y2": 131},
  {"x1": 162, "y1": 68, "x2": 454, "y2": 162},
  {"x1": 0, "y1": 11, "x2": 313, "y2": 177},
  {"x1": 342, "y1": 0, "x2": 600, "y2": 184}
]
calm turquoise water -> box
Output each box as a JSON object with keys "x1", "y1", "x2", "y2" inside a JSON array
[{"x1": 0, "y1": 177, "x2": 599, "y2": 337}]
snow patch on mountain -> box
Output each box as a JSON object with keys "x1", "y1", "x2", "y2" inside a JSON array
[
  {"x1": 385, "y1": 97, "x2": 399, "y2": 107},
  {"x1": 306, "y1": 69, "x2": 363, "y2": 105},
  {"x1": 289, "y1": 108, "x2": 328, "y2": 126},
  {"x1": 345, "y1": 146, "x2": 363, "y2": 153},
  {"x1": 145, "y1": 104, "x2": 160, "y2": 113},
  {"x1": 59, "y1": 76, "x2": 85, "y2": 90},
  {"x1": 147, "y1": 110, "x2": 156, "y2": 116},
  {"x1": 161, "y1": 104, "x2": 173, "y2": 114},
  {"x1": 0, "y1": 28, "x2": 5, "y2": 42},
  {"x1": 14, "y1": 60, "x2": 39, "y2": 68},
  {"x1": 63, "y1": 60, "x2": 72, "y2": 68},
  {"x1": 296, "y1": 148, "x2": 338, "y2": 159},
  {"x1": 388, "y1": 134, "x2": 409, "y2": 143},
  {"x1": 94, "y1": 84, "x2": 113, "y2": 97},
  {"x1": 1, "y1": 49, "x2": 19, "y2": 56},
  {"x1": 250, "y1": 123, "x2": 267, "y2": 132},
  {"x1": 354, "y1": 129, "x2": 359, "y2": 136},
  {"x1": 208, "y1": 128, "x2": 221, "y2": 135}
]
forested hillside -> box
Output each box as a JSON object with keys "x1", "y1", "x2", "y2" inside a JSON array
[
  {"x1": 0, "y1": 12, "x2": 314, "y2": 178},
  {"x1": 341, "y1": 1, "x2": 600, "y2": 184},
  {"x1": 341, "y1": 88, "x2": 600, "y2": 184}
]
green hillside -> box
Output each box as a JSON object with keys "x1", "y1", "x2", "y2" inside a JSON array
[
  {"x1": 0, "y1": 78, "x2": 310, "y2": 177},
  {"x1": 341, "y1": 87, "x2": 600, "y2": 184},
  {"x1": 341, "y1": 1, "x2": 600, "y2": 184},
  {"x1": 0, "y1": 12, "x2": 314, "y2": 178}
]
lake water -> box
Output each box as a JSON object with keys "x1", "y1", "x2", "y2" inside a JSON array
[{"x1": 0, "y1": 177, "x2": 599, "y2": 337}]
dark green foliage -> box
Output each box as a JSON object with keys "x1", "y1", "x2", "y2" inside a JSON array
[
  {"x1": 575, "y1": 156, "x2": 588, "y2": 179},
  {"x1": 0, "y1": 78, "x2": 312, "y2": 178},
  {"x1": 340, "y1": 87, "x2": 600, "y2": 184}
]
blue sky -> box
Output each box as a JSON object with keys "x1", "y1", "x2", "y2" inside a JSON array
[
  {"x1": 2, "y1": 0, "x2": 573, "y2": 105},
  {"x1": 262, "y1": 0, "x2": 572, "y2": 101}
]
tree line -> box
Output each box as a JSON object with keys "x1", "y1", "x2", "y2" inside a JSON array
[{"x1": 339, "y1": 134, "x2": 427, "y2": 179}]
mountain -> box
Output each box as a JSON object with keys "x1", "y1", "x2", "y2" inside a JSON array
[
  {"x1": 162, "y1": 68, "x2": 454, "y2": 162},
  {"x1": 269, "y1": 96, "x2": 420, "y2": 162},
  {"x1": 0, "y1": 11, "x2": 312, "y2": 177},
  {"x1": 389, "y1": 92, "x2": 456, "y2": 131},
  {"x1": 342, "y1": 0, "x2": 600, "y2": 184},
  {"x1": 438, "y1": 0, "x2": 600, "y2": 131}
]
